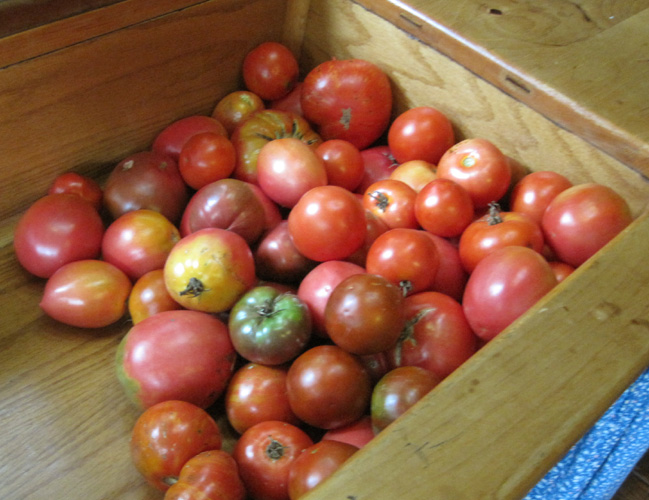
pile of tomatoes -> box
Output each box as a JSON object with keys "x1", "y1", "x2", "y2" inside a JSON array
[{"x1": 13, "y1": 41, "x2": 635, "y2": 500}]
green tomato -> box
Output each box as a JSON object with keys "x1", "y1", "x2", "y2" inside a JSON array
[{"x1": 228, "y1": 286, "x2": 312, "y2": 365}]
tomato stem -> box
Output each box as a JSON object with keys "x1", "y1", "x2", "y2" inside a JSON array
[
  {"x1": 266, "y1": 438, "x2": 287, "y2": 461},
  {"x1": 179, "y1": 277, "x2": 209, "y2": 297},
  {"x1": 487, "y1": 202, "x2": 503, "y2": 225}
]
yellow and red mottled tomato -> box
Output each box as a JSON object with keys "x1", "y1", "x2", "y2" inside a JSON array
[
  {"x1": 163, "y1": 228, "x2": 256, "y2": 313},
  {"x1": 212, "y1": 90, "x2": 265, "y2": 136},
  {"x1": 128, "y1": 269, "x2": 183, "y2": 324}
]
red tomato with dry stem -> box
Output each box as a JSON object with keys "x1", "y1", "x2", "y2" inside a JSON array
[
  {"x1": 363, "y1": 178, "x2": 419, "y2": 230},
  {"x1": 48, "y1": 171, "x2": 103, "y2": 210},
  {"x1": 178, "y1": 132, "x2": 237, "y2": 190},
  {"x1": 128, "y1": 269, "x2": 183, "y2": 324},
  {"x1": 415, "y1": 178, "x2": 474, "y2": 238},
  {"x1": 243, "y1": 42, "x2": 299, "y2": 101},
  {"x1": 212, "y1": 90, "x2": 265, "y2": 135},
  {"x1": 315, "y1": 139, "x2": 365, "y2": 191},
  {"x1": 152, "y1": 115, "x2": 227, "y2": 161},
  {"x1": 130, "y1": 400, "x2": 222, "y2": 492}
]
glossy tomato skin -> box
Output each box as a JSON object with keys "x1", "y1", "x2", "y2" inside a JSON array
[
  {"x1": 363, "y1": 179, "x2": 419, "y2": 230},
  {"x1": 164, "y1": 450, "x2": 246, "y2": 500},
  {"x1": 164, "y1": 228, "x2": 256, "y2": 313},
  {"x1": 40, "y1": 259, "x2": 131, "y2": 328},
  {"x1": 128, "y1": 269, "x2": 183, "y2": 324},
  {"x1": 301, "y1": 58, "x2": 392, "y2": 150},
  {"x1": 288, "y1": 184, "x2": 367, "y2": 262},
  {"x1": 48, "y1": 172, "x2": 103, "y2": 210},
  {"x1": 152, "y1": 115, "x2": 227, "y2": 161},
  {"x1": 225, "y1": 363, "x2": 299, "y2": 434},
  {"x1": 286, "y1": 345, "x2": 373, "y2": 429},
  {"x1": 103, "y1": 151, "x2": 189, "y2": 224},
  {"x1": 389, "y1": 159, "x2": 437, "y2": 193},
  {"x1": 549, "y1": 261, "x2": 575, "y2": 283},
  {"x1": 228, "y1": 286, "x2": 312, "y2": 365},
  {"x1": 355, "y1": 145, "x2": 398, "y2": 194},
  {"x1": 315, "y1": 139, "x2": 365, "y2": 192},
  {"x1": 415, "y1": 178, "x2": 474, "y2": 238},
  {"x1": 509, "y1": 170, "x2": 573, "y2": 224},
  {"x1": 102, "y1": 209, "x2": 181, "y2": 280},
  {"x1": 212, "y1": 90, "x2": 265, "y2": 136},
  {"x1": 233, "y1": 420, "x2": 313, "y2": 500},
  {"x1": 287, "y1": 440, "x2": 359, "y2": 500},
  {"x1": 463, "y1": 246, "x2": 558, "y2": 341},
  {"x1": 387, "y1": 106, "x2": 455, "y2": 165},
  {"x1": 14, "y1": 193, "x2": 104, "y2": 278},
  {"x1": 116, "y1": 310, "x2": 237, "y2": 409},
  {"x1": 243, "y1": 42, "x2": 299, "y2": 101},
  {"x1": 345, "y1": 208, "x2": 390, "y2": 268},
  {"x1": 178, "y1": 132, "x2": 237, "y2": 190},
  {"x1": 541, "y1": 183, "x2": 633, "y2": 267},
  {"x1": 425, "y1": 234, "x2": 469, "y2": 302},
  {"x1": 130, "y1": 400, "x2": 222, "y2": 492}
]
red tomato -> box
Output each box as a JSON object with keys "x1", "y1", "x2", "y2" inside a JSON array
[
  {"x1": 365, "y1": 228, "x2": 440, "y2": 296},
  {"x1": 164, "y1": 228, "x2": 256, "y2": 313},
  {"x1": 40, "y1": 259, "x2": 131, "y2": 328},
  {"x1": 415, "y1": 178, "x2": 474, "y2": 238},
  {"x1": 425, "y1": 234, "x2": 469, "y2": 302},
  {"x1": 355, "y1": 145, "x2": 399, "y2": 194},
  {"x1": 363, "y1": 178, "x2": 419, "y2": 230},
  {"x1": 226, "y1": 363, "x2": 299, "y2": 434},
  {"x1": 541, "y1": 183, "x2": 633, "y2": 267},
  {"x1": 164, "y1": 450, "x2": 246, "y2": 500},
  {"x1": 345, "y1": 208, "x2": 390, "y2": 268},
  {"x1": 509, "y1": 170, "x2": 573, "y2": 224},
  {"x1": 322, "y1": 415, "x2": 375, "y2": 449},
  {"x1": 103, "y1": 151, "x2": 189, "y2": 224},
  {"x1": 315, "y1": 139, "x2": 365, "y2": 191},
  {"x1": 389, "y1": 160, "x2": 437, "y2": 193},
  {"x1": 232, "y1": 420, "x2": 313, "y2": 500},
  {"x1": 549, "y1": 260, "x2": 575, "y2": 283},
  {"x1": 257, "y1": 137, "x2": 328, "y2": 208},
  {"x1": 248, "y1": 182, "x2": 283, "y2": 232},
  {"x1": 212, "y1": 90, "x2": 265, "y2": 135},
  {"x1": 152, "y1": 115, "x2": 227, "y2": 161},
  {"x1": 387, "y1": 291, "x2": 477, "y2": 378},
  {"x1": 270, "y1": 82, "x2": 304, "y2": 116},
  {"x1": 243, "y1": 42, "x2": 299, "y2": 101},
  {"x1": 297, "y1": 260, "x2": 366, "y2": 337},
  {"x1": 462, "y1": 246, "x2": 558, "y2": 341},
  {"x1": 387, "y1": 106, "x2": 455, "y2": 165},
  {"x1": 130, "y1": 400, "x2": 222, "y2": 492},
  {"x1": 288, "y1": 184, "x2": 367, "y2": 262},
  {"x1": 178, "y1": 132, "x2": 237, "y2": 190},
  {"x1": 458, "y1": 203, "x2": 545, "y2": 273},
  {"x1": 48, "y1": 172, "x2": 103, "y2": 210},
  {"x1": 325, "y1": 273, "x2": 405, "y2": 355},
  {"x1": 436, "y1": 138, "x2": 511, "y2": 208},
  {"x1": 286, "y1": 345, "x2": 373, "y2": 429},
  {"x1": 102, "y1": 209, "x2": 180, "y2": 280},
  {"x1": 128, "y1": 269, "x2": 183, "y2": 324},
  {"x1": 287, "y1": 440, "x2": 358, "y2": 500},
  {"x1": 301, "y1": 58, "x2": 392, "y2": 149},
  {"x1": 116, "y1": 310, "x2": 237, "y2": 409},
  {"x1": 14, "y1": 193, "x2": 104, "y2": 278}
]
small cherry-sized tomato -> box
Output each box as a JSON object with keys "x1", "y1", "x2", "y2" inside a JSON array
[
  {"x1": 541, "y1": 183, "x2": 633, "y2": 267},
  {"x1": 363, "y1": 178, "x2": 419, "y2": 229},
  {"x1": 14, "y1": 193, "x2": 104, "y2": 278},
  {"x1": 436, "y1": 138, "x2": 511, "y2": 208},
  {"x1": 128, "y1": 269, "x2": 183, "y2": 324},
  {"x1": 415, "y1": 178, "x2": 474, "y2": 238},
  {"x1": 325, "y1": 273, "x2": 406, "y2": 355},
  {"x1": 389, "y1": 159, "x2": 437, "y2": 193},
  {"x1": 130, "y1": 400, "x2": 222, "y2": 492},
  {"x1": 288, "y1": 184, "x2": 367, "y2": 262},
  {"x1": 287, "y1": 345, "x2": 373, "y2": 430},
  {"x1": 212, "y1": 90, "x2": 265, "y2": 135},
  {"x1": 178, "y1": 132, "x2": 237, "y2": 190},
  {"x1": 387, "y1": 106, "x2": 455, "y2": 165},
  {"x1": 509, "y1": 170, "x2": 573, "y2": 225},
  {"x1": 226, "y1": 363, "x2": 299, "y2": 435},
  {"x1": 164, "y1": 450, "x2": 246, "y2": 500},
  {"x1": 287, "y1": 440, "x2": 359, "y2": 500},
  {"x1": 48, "y1": 171, "x2": 103, "y2": 210},
  {"x1": 152, "y1": 115, "x2": 227, "y2": 161},
  {"x1": 233, "y1": 420, "x2": 313, "y2": 500},
  {"x1": 243, "y1": 41, "x2": 299, "y2": 101},
  {"x1": 164, "y1": 228, "x2": 256, "y2": 314},
  {"x1": 315, "y1": 139, "x2": 365, "y2": 192},
  {"x1": 101, "y1": 209, "x2": 181, "y2": 280},
  {"x1": 40, "y1": 259, "x2": 131, "y2": 328}
]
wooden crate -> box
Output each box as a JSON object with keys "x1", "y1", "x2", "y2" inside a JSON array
[{"x1": 1, "y1": 1, "x2": 648, "y2": 499}]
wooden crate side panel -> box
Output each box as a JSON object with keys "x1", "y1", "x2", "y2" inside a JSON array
[{"x1": 0, "y1": 0, "x2": 286, "y2": 221}]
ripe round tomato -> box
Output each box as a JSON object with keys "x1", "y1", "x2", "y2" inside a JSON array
[
  {"x1": 363, "y1": 179, "x2": 419, "y2": 229},
  {"x1": 225, "y1": 363, "x2": 299, "y2": 434},
  {"x1": 355, "y1": 145, "x2": 398, "y2": 194},
  {"x1": 322, "y1": 415, "x2": 375, "y2": 449},
  {"x1": 365, "y1": 228, "x2": 440, "y2": 296},
  {"x1": 130, "y1": 400, "x2": 222, "y2": 492},
  {"x1": 164, "y1": 450, "x2": 246, "y2": 500},
  {"x1": 389, "y1": 160, "x2": 437, "y2": 193},
  {"x1": 387, "y1": 106, "x2": 455, "y2": 165},
  {"x1": 436, "y1": 138, "x2": 511, "y2": 208},
  {"x1": 541, "y1": 183, "x2": 633, "y2": 267},
  {"x1": 103, "y1": 151, "x2": 189, "y2": 224},
  {"x1": 287, "y1": 440, "x2": 359, "y2": 500},
  {"x1": 178, "y1": 132, "x2": 237, "y2": 190},
  {"x1": 288, "y1": 184, "x2": 367, "y2": 262},
  {"x1": 40, "y1": 259, "x2": 131, "y2": 328},
  {"x1": 345, "y1": 208, "x2": 391, "y2": 268},
  {"x1": 48, "y1": 171, "x2": 103, "y2": 210},
  {"x1": 128, "y1": 269, "x2": 183, "y2": 324},
  {"x1": 414, "y1": 178, "x2": 474, "y2": 238},
  {"x1": 232, "y1": 420, "x2": 313, "y2": 500},
  {"x1": 462, "y1": 246, "x2": 558, "y2": 341},
  {"x1": 425, "y1": 233, "x2": 469, "y2": 302},
  {"x1": 243, "y1": 41, "x2": 299, "y2": 101},
  {"x1": 116, "y1": 310, "x2": 237, "y2": 409},
  {"x1": 301, "y1": 58, "x2": 392, "y2": 149},
  {"x1": 315, "y1": 139, "x2": 364, "y2": 191},
  {"x1": 14, "y1": 193, "x2": 104, "y2": 278},
  {"x1": 257, "y1": 137, "x2": 328, "y2": 208},
  {"x1": 102, "y1": 209, "x2": 181, "y2": 280},
  {"x1": 287, "y1": 345, "x2": 373, "y2": 429},
  {"x1": 152, "y1": 115, "x2": 227, "y2": 161},
  {"x1": 164, "y1": 228, "x2": 256, "y2": 313},
  {"x1": 509, "y1": 170, "x2": 573, "y2": 224},
  {"x1": 212, "y1": 90, "x2": 265, "y2": 135}
]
